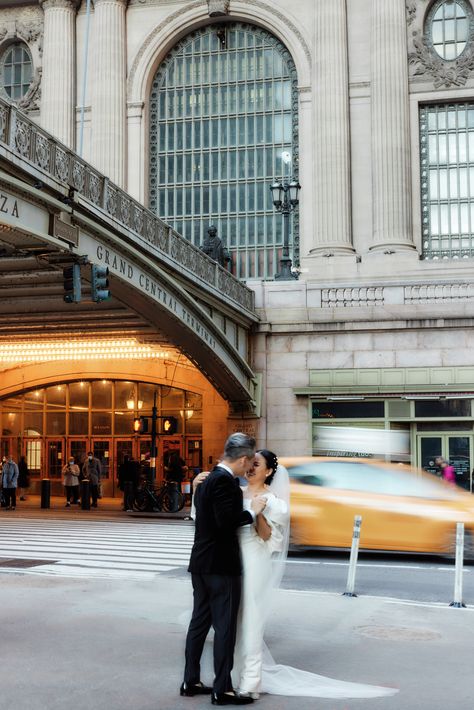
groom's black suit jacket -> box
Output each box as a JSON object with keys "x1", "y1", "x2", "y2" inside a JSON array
[{"x1": 188, "y1": 465, "x2": 253, "y2": 576}]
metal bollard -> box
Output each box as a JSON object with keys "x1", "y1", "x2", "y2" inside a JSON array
[
  {"x1": 343, "y1": 515, "x2": 362, "y2": 597},
  {"x1": 81, "y1": 479, "x2": 91, "y2": 510},
  {"x1": 449, "y1": 522, "x2": 466, "y2": 608},
  {"x1": 40, "y1": 479, "x2": 51, "y2": 509}
]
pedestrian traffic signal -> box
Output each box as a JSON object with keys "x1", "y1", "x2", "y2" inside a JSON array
[
  {"x1": 162, "y1": 416, "x2": 177, "y2": 434},
  {"x1": 133, "y1": 416, "x2": 148, "y2": 434},
  {"x1": 63, "y1": 264, "x2": 81, "y2": 303},
  {"x1": 91, "y1": 264, "x2": 110, "y2": 302}
]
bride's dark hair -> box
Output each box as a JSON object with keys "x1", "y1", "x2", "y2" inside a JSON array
[{"x1": 257, "y1": 449, "x2": 278, "y2": 485}]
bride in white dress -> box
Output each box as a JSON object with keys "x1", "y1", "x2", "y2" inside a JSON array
[{"x1": 232, "y1": 449, "x2": 398, "y2": 701}]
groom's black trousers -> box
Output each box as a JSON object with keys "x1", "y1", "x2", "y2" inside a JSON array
[{"x1": 184, "y1": 573, "x2": 241, "y2": 694}]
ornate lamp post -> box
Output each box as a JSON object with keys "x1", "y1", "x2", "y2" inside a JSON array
[{"x1": 270, "y1": 178, "x2": 301, "y2": 280}]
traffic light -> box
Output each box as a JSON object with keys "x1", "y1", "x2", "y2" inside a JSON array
[
  {"x1": 133, "y1": 416, "x2": 149, "y2": 434},
  {"x1": 63, "y1": 264, "x2": 81, "y2": 303},
  {"x1": 162, "y1": 416, "x2": 177, "y2": 434},
  {"x1": 91, "y1": 264, "x2": 110, "y2": 302}
]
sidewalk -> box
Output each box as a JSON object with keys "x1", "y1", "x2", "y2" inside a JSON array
[
  {"x1": 4, "y1": 494, "x2": 190, "y2": 520},
  {"x1": 0, "y1": 568, "x2": 472, "y2": 710}
]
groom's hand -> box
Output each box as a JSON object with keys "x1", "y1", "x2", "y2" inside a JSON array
[{"x1": 250, "y1": 495, "x2": 266, "y2": 515}]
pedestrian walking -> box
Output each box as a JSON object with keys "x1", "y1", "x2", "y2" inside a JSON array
[
  {"x1": 62, "y1": 457, "x2": 81, "y2": 507},
  {"x1": 82, "y1": 451, "x2": 102, "y2": 508},
  {"x1": 18, "y1": 455, "x2": 30, "y2": 501},
  {"x1": 1, "y1": 455, "x2": 19, "y2": 510}
]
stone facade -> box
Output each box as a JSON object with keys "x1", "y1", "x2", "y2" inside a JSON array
[{"x1": 1, "y1": 0, "x2": 474, "y2": 467}]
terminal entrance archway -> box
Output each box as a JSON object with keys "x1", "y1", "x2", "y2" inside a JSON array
[{"x1": 1, "y1": 378, "x2": 203, "y2": 498}]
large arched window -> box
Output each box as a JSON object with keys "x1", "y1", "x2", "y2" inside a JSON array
[{"x1": 149, "y1": 23, "x2": 299, "y2": 280}]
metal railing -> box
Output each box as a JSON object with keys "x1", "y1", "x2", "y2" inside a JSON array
[{"x1": 0, "y1": 98, "x2": 255, "y2": 314}]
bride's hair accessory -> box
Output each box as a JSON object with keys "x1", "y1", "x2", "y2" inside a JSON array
[{"x1": 257, "y1": 449, "x2": 278, "y2": 483}]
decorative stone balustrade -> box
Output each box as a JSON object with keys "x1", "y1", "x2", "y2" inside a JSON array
[
  {"x1": 0, "y1": 98, "x2": 254, "y2": 313},
  {"x1": 320, "y1": 282, "x2": 474, "y2": 308}
]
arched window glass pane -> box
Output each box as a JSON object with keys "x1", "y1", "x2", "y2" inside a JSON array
[
  {"x1": 430, "y1": 1, "x2": 471, "y2": 60},
  {"x1": 149, "y1": 23, "x2": 298, "y2": 280},
  {"x1": 1, "y1": 42, "x2": 33, "y2": 100}
]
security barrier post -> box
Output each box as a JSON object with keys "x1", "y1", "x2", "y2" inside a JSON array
[
  {"x1": 450, "y1": 522, "x2": 466, "y2": 609},
  {"x1": 343, "y1": 515, "x2": 362, "y2": 597}
]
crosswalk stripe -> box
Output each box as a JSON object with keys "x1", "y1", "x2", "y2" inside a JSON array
[{"x1": 0, "y1": 518, "x2": 194, "y2": 580}]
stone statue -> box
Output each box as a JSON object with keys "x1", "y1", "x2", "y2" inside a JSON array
[{"x1": 200, "y1": 225, "x2": 231, "y2": 268}]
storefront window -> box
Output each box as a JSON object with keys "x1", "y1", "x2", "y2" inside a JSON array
[
  {"x1": 114, "y1": 412, "x2": 135, "y2": 435},
  {"x1": 69, "y1": 411, "x2": 89, "y2": 435},
  {"x1": 115, "y1": 381, "x2": 134, "y2": 410},
  {"x1": 46, "y1": 412, "x2": 66, "y2": 435},
  {"x1": 46, "y1": 385, "x2": 66, "y2": 409},
  {"x1": 23, "y1": 412, "x2": 43, "y2": 436},
  {"x1": 91, "y1": 380, "x2": 112, "y2": 409},
  {"x1": 24, "y1": 389, "x2": 44, "y2": 410},
  {"x1": 414, "y1": 399, "x2": 471, "y2": 417},
  {"x1": 91, "y1": 412, "x2": 111, "y2": 435},
  {"x1": 162, "y1": 387, "x2": 184, "y2": 409},
  {"x1": 312, "y1": 401, "x2": 385, "y2": 419},
  {"x1": 2, "y1": 411, "x2": 21, "y2": 436},
  {"x1": 69, "y1": 382, "x2": 89, "y2": 409}
]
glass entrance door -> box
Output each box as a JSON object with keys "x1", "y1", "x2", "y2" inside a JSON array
[
  {"x1": 91, "y1": 439, "x2": 112, "y2": 496},
  {"x1": 46, "y1": 439, "x2": 65, "y2": 488},
  {"x1": 69, "y1": 439, "x2": 88, "y2": 470},
  {"x1": 417, "y1": 434, "x2": 472, "y2": 491}
]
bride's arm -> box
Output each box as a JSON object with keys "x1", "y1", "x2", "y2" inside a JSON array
[{"x1": 256, "y1": 512, "x2": 272, "y2": 541}]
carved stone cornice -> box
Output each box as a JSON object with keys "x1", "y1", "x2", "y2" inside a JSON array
[{"x1": 40, "y1": 0, "x2": 81, "y2": 9}]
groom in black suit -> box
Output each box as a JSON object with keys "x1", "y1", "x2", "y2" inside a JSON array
[{"x1": 181, "y1": 433, "x2": 265, "y2": 706}]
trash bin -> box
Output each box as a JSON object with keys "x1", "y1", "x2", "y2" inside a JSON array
[
  {"x1": 81, "y1": 478, "x2": 90, "y2": 510},
  {"x1": 40, "y1": 478, "x2": 50, "y2": 509}
]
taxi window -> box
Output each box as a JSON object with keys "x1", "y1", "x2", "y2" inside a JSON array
[{"x1": 290, "y1": 462, "x2": 457, "y2": 500}]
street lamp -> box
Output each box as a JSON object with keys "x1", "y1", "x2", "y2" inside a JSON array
[{"x1": 270, "y1": 177, "x2": 301, "y2": 280}]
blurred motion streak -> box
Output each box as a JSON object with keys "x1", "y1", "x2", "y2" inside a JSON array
[
  {"x1": 313, "y1": 425, "x2": 410, "y2": 460},
  {"x1": 285, "y1": 456, "x2": 474, "y2": 558}
]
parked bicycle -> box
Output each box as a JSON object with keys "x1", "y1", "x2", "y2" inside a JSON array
[{"x1": 133, "y1": 479, "x2": 185, "y2": 513}]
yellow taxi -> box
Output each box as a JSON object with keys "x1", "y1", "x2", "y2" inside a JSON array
[{"x1": 283, "y1": 457, "x2": 474, "y2": 557}]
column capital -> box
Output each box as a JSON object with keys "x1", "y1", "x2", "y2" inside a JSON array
[{"x1": 40, "y1": 0, "x2": 81, "y2": 9}]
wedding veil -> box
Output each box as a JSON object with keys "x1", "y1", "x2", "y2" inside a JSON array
[{"x1": 261, "y1": 464, "x2": 398, "y2": 699}]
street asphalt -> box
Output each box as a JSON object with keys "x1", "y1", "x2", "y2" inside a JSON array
[{"x1": 0, "y1": 567, "x2": 472, "y2": 710}]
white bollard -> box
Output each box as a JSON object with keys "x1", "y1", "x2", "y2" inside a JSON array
[
  {"x1": 343, "y1": 515, "x2": 362, "y2": 597},
  {"x1": 449, "y1": 522, "x2": 466, "y2": 608}
]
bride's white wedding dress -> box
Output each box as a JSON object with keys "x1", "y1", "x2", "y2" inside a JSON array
[{"x1": 232, "y1": 494, "x2": 398, "y2": 699}]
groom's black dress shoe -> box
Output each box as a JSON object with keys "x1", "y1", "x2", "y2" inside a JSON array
[
  {"x1": 211, "y1": 692, "x2": 254, "y2": 705},
  {"x1": 180, "y1": 682, "x2": 213, "y2": 696}
]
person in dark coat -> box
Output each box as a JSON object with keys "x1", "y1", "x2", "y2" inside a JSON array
[
  {"x1": 18, "y1": 455, "x2": 30, "y2": 501},
  {"x1": 118, "y1": 455, "x2": 140, "y2": 511},
  {"x1": 181, "y1": 432, "x2": 266, "y2": 705}
]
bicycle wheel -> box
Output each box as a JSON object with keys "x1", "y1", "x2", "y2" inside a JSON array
[
  {"x1": 162, "y1": 489, "x2": 185, "y2": 513},
  {"x1": 133, "y1": 490, "x2": 150, "y2": 512}
]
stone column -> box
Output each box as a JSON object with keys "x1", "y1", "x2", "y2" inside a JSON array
[
  {"x1": 40, "y1": 0, "x2": 78, "y2": 148},
  {"x1": 311, "y1": 0, "x2": 354, "y2": 256},
  {"x1": 90, "y1": 0, "x2": 127, "y2": 188},
  {"x1": 370, "y1": 0, "x2": 415, "y2": 252}
]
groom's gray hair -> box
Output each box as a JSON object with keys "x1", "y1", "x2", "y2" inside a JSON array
[{"x1": 223, "y1": 432, "x2": 256, "y2": 461}]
